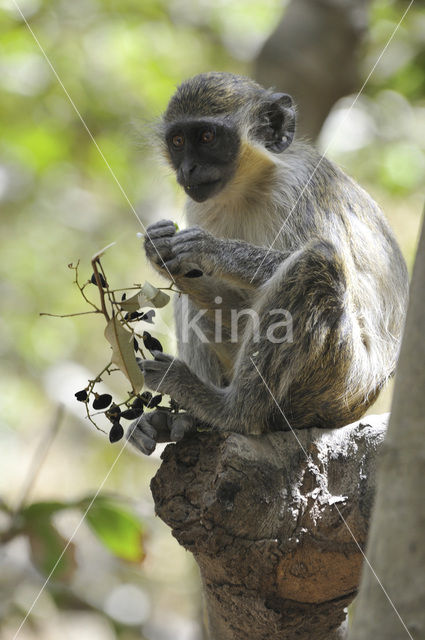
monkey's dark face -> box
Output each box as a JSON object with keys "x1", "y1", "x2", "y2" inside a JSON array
[{"x1": 165, "y1": 118, "x2": 240, "y2": 202}]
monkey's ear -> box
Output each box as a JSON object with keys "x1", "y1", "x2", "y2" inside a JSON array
[{"x1": 262, "y1": 92, "x2": 296, "y2": 153}]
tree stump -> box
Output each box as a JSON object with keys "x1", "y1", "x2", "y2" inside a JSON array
[{"x1": 151, "y1": 414, "x2": 388, "y2": 640}]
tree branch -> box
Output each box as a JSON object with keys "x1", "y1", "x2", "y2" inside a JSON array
[{"x1": 151, "y1": 414, "x2": 388, "y2": 640}]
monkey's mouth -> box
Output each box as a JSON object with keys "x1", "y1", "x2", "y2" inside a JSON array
[{"x1": 184, "y1": 179, "x2": 222, "y2": 202}]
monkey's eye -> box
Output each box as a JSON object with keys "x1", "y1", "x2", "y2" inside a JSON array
[
  {"x1": 200, "y1": 129, "x2": 215, "y2": 144},
  {"x1": 172, "y1": 134, "x2": 185, "y2": 148}
]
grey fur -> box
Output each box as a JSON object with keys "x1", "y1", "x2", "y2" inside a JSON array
[{"x1": 128, "y1": 73, "x2": 408, "y2": 455}]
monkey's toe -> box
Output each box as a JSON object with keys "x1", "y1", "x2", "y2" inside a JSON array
[
  {"x1": 170, "y1": 413, "x2": 197, "y2": 441},
  {"x1": 126, "y1": 415, "x2": 158, "y2": 455}
]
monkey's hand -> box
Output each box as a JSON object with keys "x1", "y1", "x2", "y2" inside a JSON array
[
  {"x1": 144, "y1": 219, "x2": 178, "y2": 280},
  {"x1": 144, "y1": 219, "x2": 207, "y2": 280},
  {"x1": 138, "y1": 351, "x2": 186, "y2": 395},
  {"x1": 163, "y1": 226, "x2": 215, "y2": 275},
  {"x1": 145, "y1": 220, "x2": 284, "y2": 287},
  {"x1": 146, "y1": 223, "x2": 288, "y2": 287},
  {"x1": 139, "y1": 351, "x2": 223, "y2": 429}
]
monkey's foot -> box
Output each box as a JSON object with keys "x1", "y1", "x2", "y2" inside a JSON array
[
  {"x1": 127, "y1": 410, "x2": 163, "y2": 455},
  {"x1": 140, "y1": 351, "x2": 227, "y2": 431},
  {"x1": 127, "y1": 409, "x2": 197, "y2": 456}
]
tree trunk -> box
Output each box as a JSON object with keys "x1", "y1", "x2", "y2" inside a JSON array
[
  {"x1": 254, "y1": 0, "x2": 371, "y2": 141},
  {"x1": 349, "y1": 216, "x2": 425, "y2": 640},
  {"x1": 151, "y1": 415, "x2": 388, "y2": 640}
]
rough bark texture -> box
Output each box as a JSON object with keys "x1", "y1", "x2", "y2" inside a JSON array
[
  {"x1": 254, "y1": 0, "x2": 371, "y2": 141},
  {"x1": 151, "y1": 414, "x2": 388, "y2": 640},
  {"x1": 349, "y1": 217, "x2": 425, "y2": 640}
]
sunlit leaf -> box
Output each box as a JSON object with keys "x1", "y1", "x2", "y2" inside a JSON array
[
  {"x1": 83, "y1": 497, "x2": 145, "y2": 563},
  {"x1": 119, "y1": 291, "x2": 144, "y2": 313},
  {"x1": 139, "y1": 281, "x2": 170, "y2": 308},
  {"x1": 104, "y1": 315, "x2": 144, "y2": 393},
  {"x1": 118, "y1": 281, "x2": 170, "y2": 312}
]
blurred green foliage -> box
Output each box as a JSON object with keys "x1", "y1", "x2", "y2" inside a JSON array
[{"x1": 0, "y1": 1, "x2": 424, "y2": 639}]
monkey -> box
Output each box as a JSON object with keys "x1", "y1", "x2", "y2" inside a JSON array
[{"x1": 127, "y1": 71, "x2": 409, "y2": 456}]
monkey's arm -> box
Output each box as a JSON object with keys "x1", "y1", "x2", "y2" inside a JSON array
[{"x1": 172, "y1": 228, "x2": 290, "y2": 288}]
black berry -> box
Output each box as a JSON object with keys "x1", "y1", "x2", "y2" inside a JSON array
[
  {"x1": 75, "y1": 389, "x2": 88, "y2": 402},
  {"x1": 121, "y1": 407, "x2": 143, "y2": 420},
  {"x1": 132, "y1": 397, "x2": 144, "y2": 410},
  {"x1": 93, "y1": 393, "x2": 113, "y2": 410},
  {"x1": 142, "y1": 331, "x2": 163, "y2": 353},
  {"x1": 147, "y1": 394, "x2": 163, "y2": 408},
  {"x1": 90, "y1": 272, "x2": 107, "y2": 288},
  {"x1": 140, "y1": 391, "x2": 153, "y2": 406},
  {"x1": 129, "y1": 311, "x2": 142, "y2": 320},
  {"x1": 109, "y1": 422, "x2": 124, "y2": 443},
  {"x1": 133, "y1": 337, "x2": 139, "y2": 351},
  {"x1": 140, "y1": 310, "x2": 155, "y2": 324},
  {"x1": 106, "y1": 403, "x2": 121, "y2": 421}
]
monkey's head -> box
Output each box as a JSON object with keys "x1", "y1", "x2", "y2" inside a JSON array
[{"x1": 161, "y1": 72, "x2": 296, "y2": 203}]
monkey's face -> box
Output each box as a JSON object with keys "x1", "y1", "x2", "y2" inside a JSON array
[{"x1": 165, "y1": 118, "x2": 240, "y2": 202}]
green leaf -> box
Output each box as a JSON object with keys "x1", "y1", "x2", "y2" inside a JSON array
[
  {"x1": 21, "y1": 501, "x2": 76, "y2": 581},
  {"x1": 22, "y1": 501, "x2": 68, "y2": 518},
  {"x1": 104, "y1": 315, "x2": 144, "y2": 393},
  {"x1": 83, "y1": 497, "x2": 145, "y2": 563}
]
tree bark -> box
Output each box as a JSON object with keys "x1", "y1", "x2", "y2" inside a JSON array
[
  {"x1": 254, "y1": 0, "x2": 371, "y2": 141},
  {"x1": 349, "y1": 216, "x2": 425, "y2": 640},
  {"x1": 151, "y1": 414, "x2": 388, "y2": 640}
]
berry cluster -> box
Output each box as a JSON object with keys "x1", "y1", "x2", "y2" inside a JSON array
[
  {"x1": 75, "y1": 388, "x2": 164, "y2": 443},
  {"x1": 41, "y1": 246, "x2": 179, "y2": 444}
]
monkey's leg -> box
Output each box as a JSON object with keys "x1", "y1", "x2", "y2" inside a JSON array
[{"x1": 139, "y1": 241, "x2": 371, "y2": 435}]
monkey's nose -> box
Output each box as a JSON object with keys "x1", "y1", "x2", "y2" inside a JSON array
[{"x1": 180, "y1": 161, "x2": 198, "y2": 182}]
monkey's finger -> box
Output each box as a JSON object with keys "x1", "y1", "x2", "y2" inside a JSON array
[
  {"x1": 170, "y1": 414, "x2": 196, "y2": 442},
  {"x1": 162, "y1": 257, "x2": 182, "y2": 274},
  {"x1": 172, "y1": 239, "x2": 200, "y2": 256},
  {"x1": 174, "y1": 226, "x2": 203, "y2": 240},
  {"x1": 149, "y1": 245, "x2": 175, "y2": 263},
  {"x1": 145, "y1": 238, "x2": 175, "y2": 264},
  {"x1": 145, "y1": 234, "x2": 173, "y2": 250},
  {"x1": 171, "y1": 250, "x2": 200, "y2": 266},
  {"x1": 145, "y1": 220, "x2": 176, "y2": 239}
]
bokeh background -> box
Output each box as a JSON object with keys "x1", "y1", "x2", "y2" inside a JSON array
[{"x1": 0, "y1": 1, "x2": 424, "y2": 639}]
